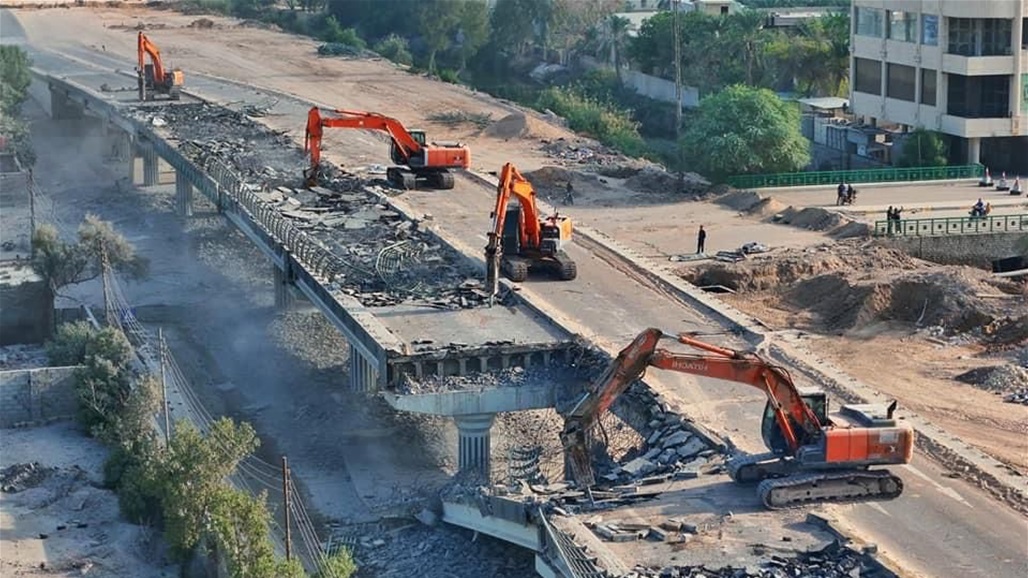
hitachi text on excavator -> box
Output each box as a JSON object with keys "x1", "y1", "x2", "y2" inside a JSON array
[
  {"x1": 303, "y1": 107, "x2": 470, "y2": 190},
  {"x1": 485, "y1": 162, "x2": 576, "y2": 299},
  {"x1": 136, "y1": 32, "x2": 184, "y2": 101},
  {"x1": 561, "y1": 329, "x2": 913, "y2": 509}
]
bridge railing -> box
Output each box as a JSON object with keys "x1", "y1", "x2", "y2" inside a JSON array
[
  {"x1": 728, "y1": 164, "x2": 984, "y2": 189},
  {"x1": 873, "y1": 214, "x2": 1028, "y2": 237}
]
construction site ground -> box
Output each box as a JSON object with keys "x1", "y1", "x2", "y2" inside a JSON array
[
  {"x1": 6, "y1": 4, "x2": 1028, "y2": 578},
  {"x1": 0, "y1": 422, "x2": 178, "y2": 577}
]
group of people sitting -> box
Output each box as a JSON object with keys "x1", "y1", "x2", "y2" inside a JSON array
[
  {"x1": 970, "y1": 198, "x2": 993, "y2": 218},
  {"x1": 835, "y1": 182, "x2": 857, "y2": 205}
]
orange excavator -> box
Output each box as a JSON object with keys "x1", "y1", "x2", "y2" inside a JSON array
[
  {"x1": 485, "y1": 163, "x2": 576, "y2": 295},
  {"x1": 137, "y1": 32, "x2": 184, "y2": 101},
  {"x1": 560, "y1": 328, "x2": 912, "y2": 509},
  {"x1": 303, "y1": 107, "x2": 470, "y2": 190}
]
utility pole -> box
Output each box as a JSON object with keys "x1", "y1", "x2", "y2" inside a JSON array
[
  {"x1": 282, "y1": 456, "x2": 292, "y2": 561},
  {"x1": 27, "y1": 170, "x2": 36, "y2": 259},
  {"x1": 673, "y1": 0, "x2": 684, "y2": 192},
  {"x1": 159, "y1": 328, "x2": 170, "y2": 445},
  {"x1": 100, "y1": 244, "x2": 116, "y2": 328}
]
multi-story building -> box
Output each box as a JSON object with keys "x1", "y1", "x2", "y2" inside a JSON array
[{"x1": 849, "y1": 0, "x2": 1028, "y2": 171}]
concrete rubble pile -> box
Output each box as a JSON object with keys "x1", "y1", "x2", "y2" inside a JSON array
[
  {"x1": 134, "y1": 104, "x2": 491, "y2": 309},
  {"x1": 0, "y1": 344, "x2": 49, "y2": 370},
  {"x1": 1, "y1": 462, "x2": 57, "y2": 493},
  {"x1": 626, "y1": 540, "x2": 893, "y2": 578},
  {"x1": 955, "y1": 364, "x2": 1028, "y2": 404},
  {"x1": 592, "y1": 383, "x2": 725, "y2": 489},
  {"x1": 541, "y1": 137, "x2": 630, "y2": 167}
]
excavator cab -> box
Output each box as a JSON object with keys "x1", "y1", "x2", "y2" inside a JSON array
[
  {"x1": 760, "y1": 389, "x2": 828, "y2": 455},
  {"x1": 390, "y1": 129, "x2": 426, "y2": 166}
]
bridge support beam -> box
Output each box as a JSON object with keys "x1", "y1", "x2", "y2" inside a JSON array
[
  {"x1": 273, "y1": 264, "x2": 295, "y2": 310},
  {"x1": 348, "y1": 344, "x2": 378, "y2": 392},
  {"x1": 175, "y1": 169, "x2": 193, "y2": 217},
  {"x1": 50, "y1": 89, "x2": 82, "y2": 120},
  {"x1": 455, "y1": 413, "x2": 495, "y2": 477},
  {"x1": 141, "y1": 144, "x2": 159, "y2": 186}
]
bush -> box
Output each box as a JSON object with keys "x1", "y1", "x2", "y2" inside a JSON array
[
  {"x1": 316, "y1": 548, "x2": 358, "y2": 578},
  {"x1": 47, "y1": 321, "x2": 97, "y2": 366},
  {"x1": 373, "y1": 34, "x2": 413, "y2": 66},
  {"x1": 179, "y1": 0, "x2": 232, "y2": 15},
  {"x1": 535, "y1": 87, "x2": 647, "y2": 157},
  {"x1": 437, "y1": 68, "x2": 460, "y2": 84},
  {"x1": 321, "y1": 16, "x2": 366, "y2": 48}
]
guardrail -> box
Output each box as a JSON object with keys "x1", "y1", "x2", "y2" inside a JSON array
[
  {"x1": 873, "y1": 213, "x2": 1028, "y2": 236},
  {"x1": 728, "y1": 164, "x2": 984, "y2": 189}
]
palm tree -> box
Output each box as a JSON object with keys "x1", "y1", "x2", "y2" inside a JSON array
[{"x1": 596, "y1": 15, "x2": 633, "y2": 84}]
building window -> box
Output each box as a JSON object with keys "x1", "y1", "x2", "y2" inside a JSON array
[
  {"x1": 1023, "y1": 18, "x2": 1027, "y2": 50},
  {"x1": 922, "y1": 15, "x2": 939, "y2": 46},
  {"x1": 854, "y1": 58, "x2": 882, "y2": 95},
  {"x1": 887, "y1": 63, "x2": 916, "y2": 101},
  {"x1": 856, "y1": 7, "x2": 883, "y2": 38},
  {"x1": 982, "y1": 19, "x2": 1012, "y2": 56},
  {"x1": 921, "y1": 69, "x2": 937, "y2": 105},
  {"x1": 947, "y1": 74, "x2": 1010, "y2": 118},
  {"x1": 888, "y1": 11, "x2": 917, "y2": 42},
  {"x1": 948, "y1": 18, "x2": 1013, "y2": 56}
]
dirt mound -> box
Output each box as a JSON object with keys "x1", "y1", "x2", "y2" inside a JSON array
[
  {"x1": 776, "y1": 206, "x2": 844, "y2": 231},
  {"x1": 715, "y1": 190, "x2": 787, "y2": 217},
  {"x1": 624, "y1": 166, "x2": 708, "y2": 195},
  {"x1": 1, "y1": 462, "x2": 55, "y2": 493},
  {"x1": 683, "y1": 242, "x2": 1024, "y2": 336},
  {"x1": 832, "y1": 220, "x2": 873, "y2": 238},
  {"x1": 484, "y1": 112, "x2": 566, "y2": 140},
  {"x1": 189, "y1": 18, "x2": 215, "y2": 29}
]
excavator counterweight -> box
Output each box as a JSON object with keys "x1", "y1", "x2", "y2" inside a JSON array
[
  {"x1": 303, "y1": 107, "x2": 469, "y2": 191},
  {"x1": 137, "y1": 32, "x2": 184, "y2": 101},
  {"x1": 485, "y1": 163, "x2": 575, "y2": 299},
  {"x1": 560, "y1": 329, "x2": 912, "y2": 509}
]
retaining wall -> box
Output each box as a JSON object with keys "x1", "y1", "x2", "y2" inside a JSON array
[
  {"x1": 882, "y1": 232, "x2": 1028, "y2": 268},
  {"x1": 0, "y1": 365, "x2": 80, "y2": 427},
  {"x1": 0, "y1": 263, "x2": 54, "y2": 346}
]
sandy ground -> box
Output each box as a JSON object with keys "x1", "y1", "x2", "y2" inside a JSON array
[{"x1": 0, "y1": 422, "x2": 178, "y2": 577}]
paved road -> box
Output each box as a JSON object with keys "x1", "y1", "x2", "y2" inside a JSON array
[{"x1": 17, "y1": 26, "x2": 1027, "y2": 578}]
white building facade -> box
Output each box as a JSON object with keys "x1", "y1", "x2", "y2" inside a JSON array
[{"x1": 849, "y1": 0, "x2": 1028, "y2": 168}]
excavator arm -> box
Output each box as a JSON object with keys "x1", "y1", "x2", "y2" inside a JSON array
[
  {"x1": 137, "y1": 32, "x2": 167, "y2": 84},
  {"x1": 560, "y1": 328, "x2": 825, "y2": 487}
]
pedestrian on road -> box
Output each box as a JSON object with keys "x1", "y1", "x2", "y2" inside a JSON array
[
  {"x1": 886, "y1": 206, "x2": 894, "y2": 235},
  {"x1": 563, "y1": 181, "x2": 575, "y2": 205},
  {"x1": 697, "y1": 225, "x2": 707, "y2": 254}
]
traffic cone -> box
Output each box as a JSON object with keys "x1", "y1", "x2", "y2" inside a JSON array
[
  {"x1": 997, "y1": 171, "x2": 1010, "y2": 191},
  {"x1": 1012, "y1": 176, "x2": 1022, "y2": 195},
  {"x1": 979, "y1": 167, "x2": 992, "y2": 186}
]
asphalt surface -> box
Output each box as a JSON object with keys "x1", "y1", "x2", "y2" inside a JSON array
[{"x1": 10, "y1": 14, "x2": 1027, "y2": 577}]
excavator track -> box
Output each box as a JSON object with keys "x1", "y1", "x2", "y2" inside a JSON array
[
  {"x1": 555, "y1": 252, "x2": 577, "y2": 281},
  {"x1": 726, "y1": 452, "x2": 783, "y2": 483},
  {"x1": 757, "y1": 469, "x2": 903, "y2": 510}
]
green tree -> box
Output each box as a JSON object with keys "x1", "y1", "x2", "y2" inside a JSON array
[
  {"x1": 767, "y1": 13, "x2": 850, "y2": 96},
  {"x1": 454, "y1": 0, "x2": 490, "y2": 73},
  {"x1": 209, "y1": 488, "x2": 281, "y2": 578},
  {"x1": 490, "y1": 0, "x2": 554, "y2": 58},
  {"x1": 897, "y1": 129, "x2": 948, "y2": 167},
  {"x1": 31, "y1": 215, "x2": 148, "y2": 295},
  {"x1": 418, "y1": 0, "x2": 462, "y2": 73},
  {"x1": 595, "y1": 14, "x2": 633, "y2": 83},
  {"x1": 160, "y1": 418, "x2": 260, "y2": 557},
  {"x1": 374, "y1": 34, "x2": 413, "y2": 66},
  {"x1": 0, "y1": 114, "x2": 35, "y2": 167},
  {"x1": 681, "y1": 85, "x2": 810, "y2": 179},
  {"x1": 0, "y1": 45, "x2": 31, "y2": 115},
  {"x1": 315, "y1": 549, "x2": 358, "y2": 578}
]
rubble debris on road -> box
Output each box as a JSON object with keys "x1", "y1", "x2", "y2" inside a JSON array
[
  {"x1": 1, "y1": 462, "x2": 57, "y2": 493},
  {"x1": 626, "y1": 540, "x2": 894, "y2": 578},
  {"x1": 130, "y1": 103, "x2": 490, "y2": 309},
  {"x1": 956, "y1": 364, "x2": 1028, "y2": 403}
]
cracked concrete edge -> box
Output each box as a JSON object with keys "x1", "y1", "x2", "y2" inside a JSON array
[
  {"x1": 805, "y1": 511, "x2": 912, "y2": 578},
  {"x1": 463, "y1": 170, "x2": 1028, "y2": 509}
]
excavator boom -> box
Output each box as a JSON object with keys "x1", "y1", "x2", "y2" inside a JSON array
[{"x1": 303, "y1": 107, "x2": 469, "y2": 190}]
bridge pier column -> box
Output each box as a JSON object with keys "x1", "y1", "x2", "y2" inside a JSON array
[
  {"x1": 348, "y1": 344, "x2": 378, "y2": 392},
  {"x1": 175, "y1": 169, "x2": 193, "y2": 217},
  {"x1": 967, "y1": 137, "x2": 981, "y2": 165},
  {"x1": 50, "y1": 90, "x2": 82, "y2": 120},
  {"x1": 273, "y1": 264, "x2": 294, "y2": 309},
  {"x1": 455, "y1": 413, "x2": 495, "y2": 478},
  {"x1": 141, "y1": 144, "x2": 159, "y2": 186}
]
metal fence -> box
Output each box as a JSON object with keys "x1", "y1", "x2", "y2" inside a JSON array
[
  {"x1": 873, "y1": 214, "x2": 1028, "y2": 237},
  {"x1": 728, "y1": 164, "x2": 985, "y2": 189}
]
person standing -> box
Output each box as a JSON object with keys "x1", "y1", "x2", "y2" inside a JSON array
[
  {"x1": 697, "y1": 225, "x2": 707, "y2": 254},
  {"x1": 886, "y1": 206, "x2": 894, "y2": 235}
]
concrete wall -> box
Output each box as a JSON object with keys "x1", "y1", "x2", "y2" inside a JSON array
[
  {"x1": 580, "y1": 56, "x2": 701, "y2": 109},
  {"x1": 882, "y1": 232, "x2": 1028, "y2": 267},
  {"x1": 0, "y1": 365, "x2": 80, "y2": 428},
  {"x1": 0, "y1": 153, "x2": 31, "y2": 260},
  {"x1": 0, "y1": 262, "x2": 55, "y2": 346}
]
